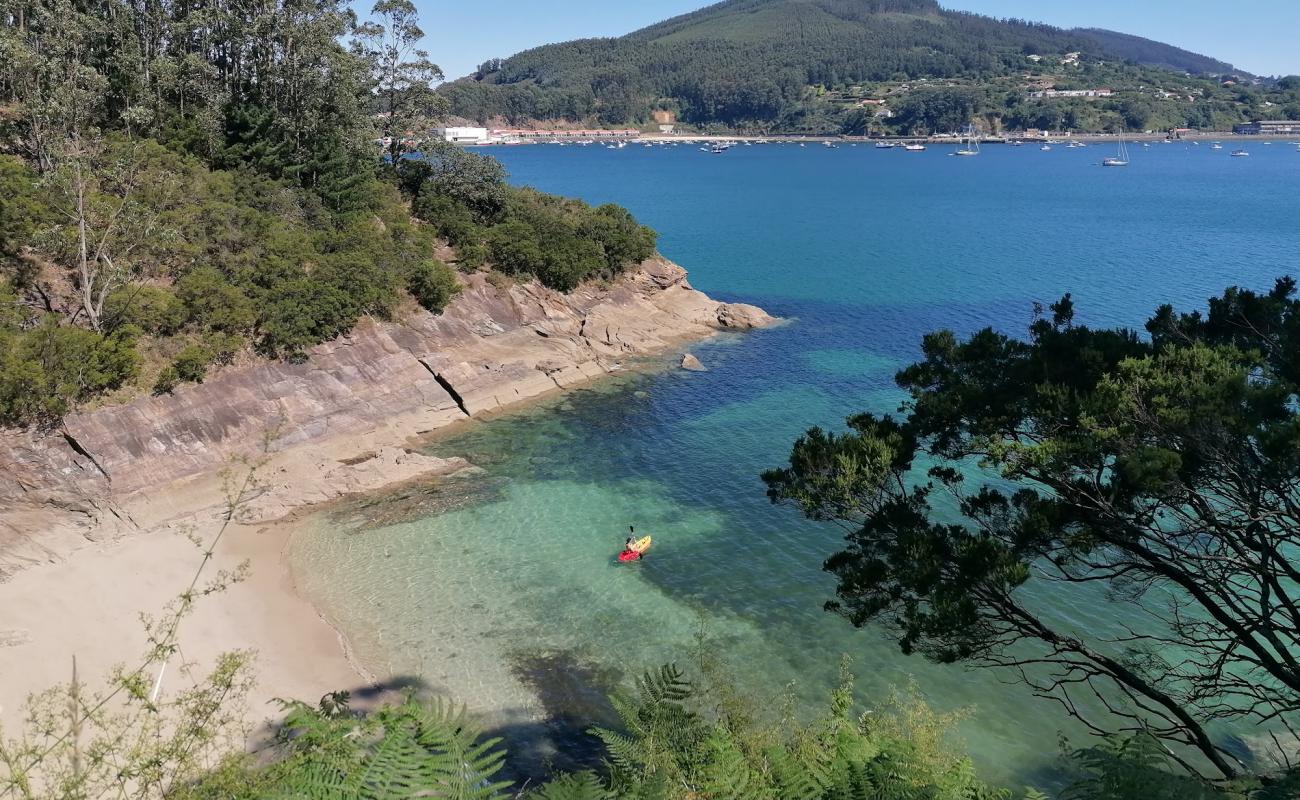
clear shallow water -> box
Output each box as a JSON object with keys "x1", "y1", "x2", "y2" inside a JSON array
[{"x1": 291, "y1": 140, "x2": 1300, "y2": 786}]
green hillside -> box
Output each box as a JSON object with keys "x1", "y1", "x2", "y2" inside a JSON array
[
  {"x1": 1072, "y1": 28, "x2": 1239, "y2": 76},
  {"x1": 440, "y1": 0, "x2": 1286, "y2": 133}
]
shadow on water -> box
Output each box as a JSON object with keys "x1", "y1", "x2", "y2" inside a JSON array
[{"x1": 490, "y1": 650, "x2": 626, "y2": 786}]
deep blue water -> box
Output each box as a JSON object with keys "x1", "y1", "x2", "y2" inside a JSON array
[{"x1": 291, "y1": 140, "x2": 1300, "y2": 787}]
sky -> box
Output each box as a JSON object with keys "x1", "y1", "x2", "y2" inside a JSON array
[{"x1": 414, "y1": 0, "x2": 1300, "y2": 82}]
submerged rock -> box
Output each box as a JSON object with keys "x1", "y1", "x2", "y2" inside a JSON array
[{"x1": 681, "y1": 353, "x2": 706, "y2": 371}]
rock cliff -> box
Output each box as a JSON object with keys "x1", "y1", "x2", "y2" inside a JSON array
[{"x1": 0, "y1": 258, "x2": 773, "y2": 578}]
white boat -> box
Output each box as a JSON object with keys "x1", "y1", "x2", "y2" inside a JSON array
[
  {"x1": 874, "y1": 141, "x2": 896, "y2": 149},
  {"x1": 1102, "y1": 137, "x2": 1129, "y2": 167},
  {"x1": 1231, "y1": 149, "x2": 1250, "y2": 157},
  {"x1": 1066, "y1": 140, "x2": 1085, "y2": 148},
  {"x1": 1211, "y1": 142, "x2": 1223, "y2": 149},
  {"x1": 1040, "y1": 144, "x2": 1051, "y2": 151},
  {"x1": 903, "y1": 143, "x2": 926, "y2": 151},
  {"x1": 951, "y1": 128, "x2": 980, "y2": 156}
]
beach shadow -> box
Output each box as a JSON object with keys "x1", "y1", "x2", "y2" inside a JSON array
[
  {"x1": 489, "y1": 649, "x2": 626, "y2": 786},
  {"x1": 248, "y1": 674, "x2": 437, "y2": 752}
]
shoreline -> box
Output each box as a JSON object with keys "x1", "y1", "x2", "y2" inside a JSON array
[
  {"x1": 487, "y1": 132, "x2": 1294, "y2": 145},
  {"x1": 0, "y1": 260, "x2": 776, "y2": 735}
]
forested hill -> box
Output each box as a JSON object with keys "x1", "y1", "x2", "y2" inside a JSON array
[
  {"x1": 441, "y1": 0, "x2": 1253, "y2": 133},
  {"x1": 1072, "y1": 28, "x2": 1239, "y2": 76}
]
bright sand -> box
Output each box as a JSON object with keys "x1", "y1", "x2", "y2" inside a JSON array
[{"x1": 0, "y1": 515, "x2": 362, "y2": 733}]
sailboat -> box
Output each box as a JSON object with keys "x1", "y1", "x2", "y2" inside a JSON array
[
  {"x1": 1102, "y1": 136, "x2": 1130, "y2": 167},
  {"x1": 952, "y1": 129, "x2": 980, "y2": 157}
]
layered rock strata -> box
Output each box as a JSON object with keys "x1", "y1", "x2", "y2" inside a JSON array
[{"x1": 0, "y1": 258, "x2": 773, "y2": 578}]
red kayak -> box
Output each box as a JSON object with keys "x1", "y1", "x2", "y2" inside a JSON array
[{"x1": 617, "y1": 549, "x2": 642, "y2": 562}]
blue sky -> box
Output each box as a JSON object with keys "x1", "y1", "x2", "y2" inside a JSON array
[{"x1": 414, "y1": 0, "x2": 1299, "y2": 82}]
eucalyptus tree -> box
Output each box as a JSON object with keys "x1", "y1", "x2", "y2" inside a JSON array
[
  {"x1": 764, "y1": 281, "x2": 1300, "y2": 785},
  {"x1": 354, "y1": 0, "x2": 447, "y2": 163}
]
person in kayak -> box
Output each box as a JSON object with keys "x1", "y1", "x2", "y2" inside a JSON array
[{"x1": 623, "y1": 526, "x2": 642, "y2": 560}]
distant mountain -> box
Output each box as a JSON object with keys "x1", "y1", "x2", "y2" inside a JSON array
[
  {"x1": 1072, "y1": 28, "x2": 1240, "y2": 76},
  {"x1": 441, "y1": 0, "x2": 1245, "y2": 131}
]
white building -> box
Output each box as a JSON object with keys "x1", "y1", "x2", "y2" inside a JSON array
[
  {"x1": 1028, "y1": 88, "x2": 1114, "y2": 99},
  {"x1": 433, "y1": 126, "x2": 489, "y2": 144}
]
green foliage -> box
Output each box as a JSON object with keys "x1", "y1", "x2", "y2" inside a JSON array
[
  {"x1": 0, "y1": 312, "x2": 139, "y2": 426},
  {"x1": 257, "y1": 279, "x2": 356, "y2": 360},
  {"x1": 177, "y1": 268, "x2": 258, "y2": 337},
  {"x1": 152, "y1": 366, "x2": 180, "y2": 396},
  {"x1": 442, "y1": 0, "x2": 1248, "y2": 131},
  {"x1": 0, "y1": 156, "x2": 46, "y2": 280},
  {"x1": 1061, "y1": 735, "x2": 1228, "y2": 800},
  {"x1": 478, "y1": 189, "x2": 654, "y2": 290},
  {"x1": 0, "y1": 650, "x2": 257, "y2": 800},
  {"x1": 408, "y1": 143, "x2": 508, "y2": 224},
  {"x1": 535, "y1": 661, "x2": 1003, "y2": 800},
  {"x1": 105, "y1": 285, "x2": 187, "y2": 336},
  {"x1": 764, "y1": 278, "x2": 1300, "y2": 783},
  {"x1": 0, "y1": 0, "x2": 660, "y2": 426},
  {"x1": 173, "y1": 344, "x2": 212, "y2": 383},
  {"x1": 406, "y1": 259, "x2": 460, "y2": 313},
  {"x1": 254, "y1": 694, "x2": 511, "y2": 799},
  {"x1": 527, "y1": 772, "x2": 613, "y2": 800}
]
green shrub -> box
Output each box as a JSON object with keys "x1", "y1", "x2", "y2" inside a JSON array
[
  {"x1": 454, "y1": 240, "x2": 488, "y2": 271},
  {"x1": 177, "y1": 268, "x2": 258, "y2": 335},
  {"x1": 0, "y1": 319, "x2": 139, "y2": 426},
  {"x1": 416, "y1": 142, "x2": 508, "y2": 224},
  {"x1": 406, "y1": 260, "x2": 460, "y2": 313},
  {"x1": 153, "y1": 366, "x2": 180, "y2": 395},
  {"x1": 203, "y1": 332, "x2": 243, "y2": 366},
  {"x1": 173, "y1": 344, "x2": 211, "y2": 383},
  {"x1": 582, "y1": 203, "x2": 657, "y2": 273},
  {"x1": 257, "y1": 279, "x2": 356, "y2": 359},
  {"x1": 104, "y1": 285, "x2": 187, "y2": 336},
  {"x1": 0, "y1": 156, "x2": 47, "y2": 277},
  {"x1": 537, "y1": 237, "x2": 605, "y2": 292},
  {"x1": 485, "y1": 221, "x2": 546, "y2": 276}
]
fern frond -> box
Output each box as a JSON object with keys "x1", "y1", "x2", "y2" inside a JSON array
[
  {"x1": 695, "y1": 728, "x2": 754, "y2": 800},
  {"x1": 528, "y1": 771, "x2": 613, "y2": 800}
]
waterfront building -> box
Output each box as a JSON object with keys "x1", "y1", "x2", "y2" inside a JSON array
[{"x1": 1233, "y1": 120, "x2": 1300, "y2": 135}]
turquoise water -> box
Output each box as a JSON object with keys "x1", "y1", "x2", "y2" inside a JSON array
[{"x1": 291, "y1": 140, "x2": 1300, "y2": 786}]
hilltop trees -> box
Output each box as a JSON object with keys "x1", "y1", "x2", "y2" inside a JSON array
[
  {"x1": 354, "y1": 0, "x2": 448, "y2": 163},
  {"x1": 0, "y1": 0, "x2": 663, "y2": 426},
  {"x1": 765, "y1": 282, "x2": 1300, "y2": 786}
]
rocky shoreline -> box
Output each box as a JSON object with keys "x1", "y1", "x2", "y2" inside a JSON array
[{"x1": 0, "y1": 258, "x2": 774, "y2": 580}]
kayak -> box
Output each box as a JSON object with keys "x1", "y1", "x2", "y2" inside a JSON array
[{"x1": 618, "y1": 535, "x2": 652, "y2": 562}]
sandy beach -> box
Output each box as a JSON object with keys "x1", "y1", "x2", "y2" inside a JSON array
[
  {"x1": 0, "y1": 512, "x2": 364, "y2": 734},
  {"x1": 0, "y1": 259, "x2": 775, "y2": 739}
]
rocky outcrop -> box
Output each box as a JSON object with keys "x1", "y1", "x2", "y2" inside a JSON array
[
  {"x1": 681, "y1": 353, "x2": 706, "y2": 371},
  {"x1": 238, "y1": 447, "x2": 475, "y2": 524},
  {"x1": 0, "y1": 258, "x2": 774, "y2": 578}
]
